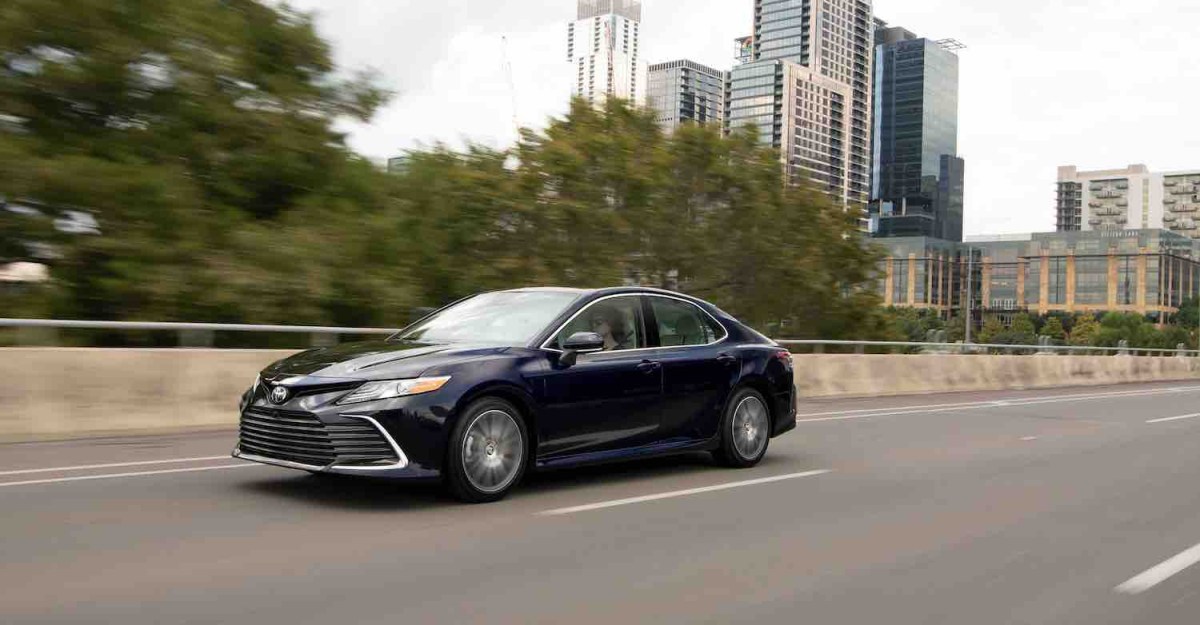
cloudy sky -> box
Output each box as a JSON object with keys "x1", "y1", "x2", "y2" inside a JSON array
[{"x1": 288, "y1": 0, "x2": 1200, "y2": 236}]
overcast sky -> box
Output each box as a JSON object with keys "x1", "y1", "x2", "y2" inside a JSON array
[{"x1": 287, "y1": 0, "x2": 1200, "y2": 236}]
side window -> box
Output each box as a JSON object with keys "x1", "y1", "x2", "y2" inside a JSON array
[
  {"x1": 553, "y1": 297, "x2": 646, "y2": 352},
  {"x1": 650, "y1": 297, "x2": 722, "y2": 347}
]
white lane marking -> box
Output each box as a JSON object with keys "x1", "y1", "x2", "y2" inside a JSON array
[
  {"x1": 1021, "y1": 436, "x2": 1039, "y2": 442},
  {"x1": 0, "y1": 456, "x2": 233, "y2": 477},
  {"x1": 1115, "y1": 542, "x2": 1200, "y2": 595},
  {"x1": 795, "y1": 386, "x2": 1200, "y2": 424},
  {"x1": 538, "y1": 470, "x2": 831, "y2": 516},
  {"x1": 0, "y1": 464, "x2": 253, "y2": 489},
  {"x1": 1147, "y1": 413, "x2": 1200, "y2": 425}
]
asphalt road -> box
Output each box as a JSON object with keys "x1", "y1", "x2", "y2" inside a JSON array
[{"x1": 4, "y1": 381, "x2": 1200, "y2": 624}]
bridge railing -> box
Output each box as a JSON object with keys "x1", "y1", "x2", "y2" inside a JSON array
[
  {"x1": 777, "y1": 339, "x2": 1200, "y2": 358},
  {"x1": 0, "y1": 318, "x2": 397, "y2": 348},
  {"x1": 1, "y1": 319, "x2": 1197, "y2": 357}
]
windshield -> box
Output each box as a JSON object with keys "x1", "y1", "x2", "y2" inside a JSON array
[{"x1": 394, "y1": 291, "x2": 581, "y2": 345}]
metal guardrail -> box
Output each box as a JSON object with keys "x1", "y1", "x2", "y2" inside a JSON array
[
  {"x1": 0, "y1": 318, "x2": 398, "y2": 347},
  {"x1": 1, "y1": 319, "x2": 1196, "y2": 356},
  {"x1": 777, "y1": 339, "x2": 1200, "y2": 358}
]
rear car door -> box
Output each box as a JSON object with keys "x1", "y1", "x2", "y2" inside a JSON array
[
  {"x1": 537, "y1": 295, "x2": 665, "y2": 461},
  {"x1": 645, "y1": 295, "x2": 738, "y2": 443}
]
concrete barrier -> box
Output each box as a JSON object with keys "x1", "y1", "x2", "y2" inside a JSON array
[
  {"x1": 792, "y1": 354, "x2": 1200, "y2": 399},
  {"x1": 1, "y1": 348, "x2": 1199, "y2": 441},
  {"x1": 0, "y1": 349, "x2": 284, "y2": 441}
]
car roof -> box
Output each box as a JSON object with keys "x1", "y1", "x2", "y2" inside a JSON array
[{"x1": 503, "y1": 286, "x2": 715, "y2": 307}]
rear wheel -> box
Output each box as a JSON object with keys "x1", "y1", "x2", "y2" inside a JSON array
[
  {"x1": 713, "y1": 388, "x2": 771, "y2": 468},
  {"x1": 446, "y1": 397, "x2": 528, "y2": 503}
]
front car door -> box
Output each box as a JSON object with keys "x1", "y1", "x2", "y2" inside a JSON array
[
  {"x1": 536, "y1": 295, "x2": 664, "y2": 462},
  {"x1": 645, "y1": 295, "x2": 738, "y2": 443}
]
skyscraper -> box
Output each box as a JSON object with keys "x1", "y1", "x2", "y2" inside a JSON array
[
  {"x1": 725, "y1": 0, "x2": 875, "y2": 218},
  {"x1": 869, "y1": 24, "x2": 965, "y2": 242},
  {"x1": 568, "y1": 0, "x2": 644, "y2": 106},
  {"x1": 647, "y1": 60, "x2": 727, "y2": 132}
]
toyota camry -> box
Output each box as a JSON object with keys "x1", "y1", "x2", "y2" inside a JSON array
[{"x1": 232, "y1": 287, "x2": 797, "y2": 502}]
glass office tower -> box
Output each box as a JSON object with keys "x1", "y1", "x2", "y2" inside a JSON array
[{"x1": 870, "y1": 25, "x2": 965, "y2": 242}]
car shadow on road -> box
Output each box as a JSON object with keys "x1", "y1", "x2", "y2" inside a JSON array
[
  {"x1": 235, "y1": 473, "x2": 447, "y2": 511},
  {"x1": 234, "y1": 450, "x2": 813, "y2": 511}
]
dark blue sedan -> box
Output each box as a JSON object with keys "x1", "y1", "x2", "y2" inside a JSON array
[{"x1": 233, "y1": 287, "x2": 797, "y2": 502}]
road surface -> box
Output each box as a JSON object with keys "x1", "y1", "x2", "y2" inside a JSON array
[{"x1": 3, "y1": 381, "x2": 1200, "y2": 624}]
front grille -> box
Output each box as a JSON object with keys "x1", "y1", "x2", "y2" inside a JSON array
[{"x1": 239, "y1": 407, "x2": 399, "y2": 467}]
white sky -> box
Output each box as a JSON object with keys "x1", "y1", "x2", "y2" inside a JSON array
[{"x1": 288, "y1": 0, "x2": 1200, "y2": 236}]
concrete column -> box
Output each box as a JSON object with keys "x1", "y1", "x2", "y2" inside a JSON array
[
  {"x1": 907, "y1": 254, "x2": 917, "y2": 306},
  {"x1": 1066, "y1": 251, "x2": 1077, "y2": 312},
  {"x1": 981, "y1": 257, "x2": 992, "y2": 310},
  {"x1": 1017, "y1": 259, "x2": 1027, "y2": 309},
  {"x1": 1039, "y1": 251, "x2": 1050, "y2": 315},
  {"x1": 884, "y1": 258, "x2": 894, "y2": 306},
  {"x1": 1107, "y1": 252, "x2": 1118, "y2": 309},
  {"x1": 925, "y1": 254, "x2": 935, "y2": 307},
  {"x1": 1136, "y1": 249, "x2": 1148, "y2": 312},
  {"x1": 1166, "y1": 255, "x2": 1174, "y2": 309}
]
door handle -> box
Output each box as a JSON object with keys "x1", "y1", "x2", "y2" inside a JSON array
[
  {"x1": 716, "y1": 353, "x2": 738, "y2": 367},
  {"x1": 637, "y1": 360, "x2": 661, "y2": 374}
]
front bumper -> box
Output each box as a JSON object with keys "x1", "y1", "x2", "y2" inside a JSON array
[{"x1": 233, "y1": 389, "x2": 454, "y2": 480}]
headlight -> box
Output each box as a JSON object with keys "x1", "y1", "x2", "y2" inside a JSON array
[{"x1": 337, "y1": 376, "x2": 452, "y2": 405}]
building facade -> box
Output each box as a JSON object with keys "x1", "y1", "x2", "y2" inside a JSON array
[
  {"x1": 1056, "y1": 165, "x2": 1200, "y2": 239},
  {"x1": 726, "y1": 0, "x2": 874, "y2": 219},
  {"x1": 875, "y1": 230, "x2": 1200, "y2": 321},
  {"x1": 568, "y1": 0, "x2": 645, "y2": 106},
  {"x1": 869, "y1": 24, "x2": 965, "y2": 242},
  {"x1": 646, "y1": 60, "x2": 728, "y2": 131}
]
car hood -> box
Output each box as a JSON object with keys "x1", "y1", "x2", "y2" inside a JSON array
[{"x1": 264, "y1": 340, "x2": 516, "y2": 380}]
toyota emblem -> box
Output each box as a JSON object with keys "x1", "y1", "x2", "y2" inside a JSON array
[{"x1": 270, "y1": 385, "x2": 290, "y2": 405}]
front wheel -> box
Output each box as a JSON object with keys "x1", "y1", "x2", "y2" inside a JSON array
[
  {"x1": 445, "y1": 398, "x2": 529, "y2": 503},
  {"x1": 713, "y1": 388, "x2": 771, "y2": 468}
]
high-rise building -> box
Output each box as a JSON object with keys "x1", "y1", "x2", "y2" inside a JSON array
[
  {"x1": 725, "y1": 0, "x2": 875, "y2": 219},
  {"x1": 647, "y1": 60, "x2": 728, "y2": 132},
  {"x1": 869, "y1": 24, "x2": 965, "y2": 242},
  {"x1": 1057, "y1": 165, "x2": 1200, "y2": 239},
  {"x1": 568, "y1": 0, "x2": 644, "y2": 106}
]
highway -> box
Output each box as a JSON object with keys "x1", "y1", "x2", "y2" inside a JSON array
[{"x1": 3, "y1": 381, "x2": 1200, "y2": 624}]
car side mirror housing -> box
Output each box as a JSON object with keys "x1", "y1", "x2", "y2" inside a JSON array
[{"x1": 559, "y1": 332, "x2": 606, "y2": 367}]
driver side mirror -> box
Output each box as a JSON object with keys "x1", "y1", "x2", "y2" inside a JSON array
[{"x1": 558, "y1": 331, "x2": 606, "y2": 367}]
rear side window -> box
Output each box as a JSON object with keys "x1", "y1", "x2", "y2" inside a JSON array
[{"x1": 649, "y1": 297, "x2": 725, "y2": 347}]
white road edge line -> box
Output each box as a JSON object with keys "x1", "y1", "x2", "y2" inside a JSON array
[
  {"x1": 1115, "y1": 542, "x2": 1200, "y2": 595},
  {"x1": 0, "y1": 464, "x2": 253, "y2": 489},
  {"x1": 538, "y1": 470, "x2": 832, "y2": 516},
  {"x1": 0, "y1": 456, "x2": 234, "y2": 477},
  {"x1": 795, "y1": 386, "x2": 1200, "y2": 424},
  {"x1": 1146, "y1": 413, "x2": 1200, "y2": 425}
]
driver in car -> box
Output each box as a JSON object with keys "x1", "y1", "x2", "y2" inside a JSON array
[{"x1": 590, "y1": 306, "x2": 635, "y2": 351}]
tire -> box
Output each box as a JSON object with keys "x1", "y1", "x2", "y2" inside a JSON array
[
  {"x1": 445, "y1": 397, "x2": 529, "y2": 503},
  {"x1": 713, "y1": 387, "x2": 772, "y2": 468}
]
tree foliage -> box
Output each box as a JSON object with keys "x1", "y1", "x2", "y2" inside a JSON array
[{"x1": 1, "y1": 1, "x2": 886, "y2": 339}]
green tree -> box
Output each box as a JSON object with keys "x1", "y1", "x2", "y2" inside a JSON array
[
  {"x1": 1041, "y1": 316, "x2": 1066, "y2": 341},
  {"x1": 0, "y1": 0, "x2": 390, "y2": 324},
  {"x1": 978, "y1": 317, "x2": 1004, "y2": 344},
  {"x1": 1069, "y1": 314, "x2": 1100, "y2": 346}
]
